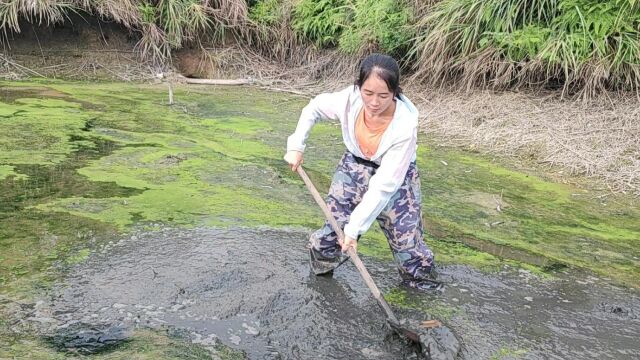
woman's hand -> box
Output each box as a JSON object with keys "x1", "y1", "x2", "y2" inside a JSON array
[
  {"x1": 284, "y1": 150, "x2": 304, "y2": 171},
  {"x1": 341, "y1": 236, "x2": 357, "y2": 253}
]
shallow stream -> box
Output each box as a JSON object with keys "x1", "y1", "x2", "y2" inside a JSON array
[
  {"x1": 0, "y1": 81, "x2": 638, "y2": 359},
  {"x1": 29, "y1": 226, "x2": 638, "y2": 359}
]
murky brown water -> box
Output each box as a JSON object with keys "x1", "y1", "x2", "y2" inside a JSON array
[{"x1": 25, "y1": 226, "x2": 639, "y2": 359}]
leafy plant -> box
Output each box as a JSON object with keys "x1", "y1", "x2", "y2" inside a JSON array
[
  {"x1": 291, "y1": 0, "x2": 349, "y2": 47},
  {"x1": 338, "y1": 0, "x2": 415, "y2": 56},
  {"x1": 248, "y1": 0, "x2": 283, "y2": 26}
]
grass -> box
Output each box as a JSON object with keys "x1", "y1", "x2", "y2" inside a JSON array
[
  {"x1": 3, "y1": 0, "x2": 638, "y2": 96},
  {"x1": 409, "y1": 0, "x2": 640, "y2": 96}
]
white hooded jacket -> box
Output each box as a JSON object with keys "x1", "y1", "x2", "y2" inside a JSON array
[{"x1": 287, "y1": 85, "x2": 420, "y2": 240}]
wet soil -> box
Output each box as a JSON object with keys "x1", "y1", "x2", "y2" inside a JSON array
[{"x1": 22, "y1": 226, "x2": 640, "y2": 359}]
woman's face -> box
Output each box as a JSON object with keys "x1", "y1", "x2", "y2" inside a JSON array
[{"x1": 360, "y1": 73, "x2": 395, "y2": 117}]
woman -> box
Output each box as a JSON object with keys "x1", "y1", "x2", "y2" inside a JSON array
[{"x1": 284, "y1": 54, "x2": 437, "y2": 290}]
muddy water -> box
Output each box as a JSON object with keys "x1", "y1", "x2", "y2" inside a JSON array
[
  {"x1": 40, "y1": 227, "x2": 418, "y2": 359},
  {"x1": 32, "y1": 227, "x2": 638, "y2": 359}
]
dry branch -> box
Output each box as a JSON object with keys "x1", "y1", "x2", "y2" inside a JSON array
[{"x1": 184, "y1": 78, "x2": 254, "y2": 85}]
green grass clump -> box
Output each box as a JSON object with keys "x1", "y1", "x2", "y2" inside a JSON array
[
  {"x1": 249, "y1": 0, "x2": 284, "y2": 26},
  {"x1": 338, "y1": 0, "x2": 415, "y2": 56},
  {"x1": 411, "y1": 0, "x2": 640, "y2": 96},
  {"x1": 291, "y1": 0, "x2": 349, "y2": 47}
]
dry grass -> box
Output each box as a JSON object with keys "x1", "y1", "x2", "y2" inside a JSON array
[
  {"x1": 411, "y1": 87, "x2": 640, "y2": 196},
  {"x1": 207, "y1": 0, "x2": 247, "y2": 26},
  {"x1": 1, "y1": 50, "x2": 157, "y2": 81},
  {"x1": 240, "y1": 0, "x2": 313, "y2": 65},
  {"x1": 195, "y1": 42, "x2": 358, "y2": 93},
  {"x1": 74, "y1": 0, "x2": 140, "y2": 28},
  {"x1": 134, "y1": 22, "x2": 170, "y2": 66}
]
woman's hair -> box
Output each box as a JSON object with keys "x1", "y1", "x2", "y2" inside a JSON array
[{"x1": 355, "y1": 53, "x2": 402, "y2": 98}]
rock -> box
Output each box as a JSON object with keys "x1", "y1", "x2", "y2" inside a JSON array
[
  {"x1": 419, "y1": 326, "x2": 460, "y2": 360},
  {"x1": 399, "y1": 319, "x2": 460, "y2": 360},
  {"x1": 171, "y1": 304, "x2": 186, "y2": 312},
  {"x1": 46, "y1": 323, "x2": 131, "y2": 355},
  {"x1": 28, "y1": 316, "x2": 57, "y2": 324},
  {"x1": 229, "y1": 334, "x2": 241, "y2": 345},
  {"x1": 242, "y1": 323, "x2": 259, "y2": 336}
]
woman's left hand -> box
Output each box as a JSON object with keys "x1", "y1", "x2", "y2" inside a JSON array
[{"x1": 341, "y1": 236, "x2": 357, "y2": 253}]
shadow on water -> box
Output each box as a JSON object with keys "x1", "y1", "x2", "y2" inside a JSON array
[{"x1": 32, "y1": 226, "x2": 640, "y2": 359}]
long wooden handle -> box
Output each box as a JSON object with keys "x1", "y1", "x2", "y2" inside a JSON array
[{"x1": 296, "y1": 166, "x2": 399, "y2": 325}]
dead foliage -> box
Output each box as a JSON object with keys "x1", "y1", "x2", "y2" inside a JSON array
[{"x1": 412, "y1": 87, "x2": 640, "y2": 196}]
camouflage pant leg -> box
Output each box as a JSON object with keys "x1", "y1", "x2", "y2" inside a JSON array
[
  {"x1": 310, "y1": 152, "x2": 434, "y2": 280},
  {"x1": 309, "y1": 153, "x2": 374, "y2": 259},
  {"x1": 376, "y1": 162, "x2": 435, "y2": 281}
]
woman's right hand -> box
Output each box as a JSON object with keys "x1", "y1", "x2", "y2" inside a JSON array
[{"x1": 284, "y1": 150, "x2": 304, "y2": 171}]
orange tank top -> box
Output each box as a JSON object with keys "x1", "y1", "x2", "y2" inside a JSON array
[{"x1": 355, "y1": 108, "x2": 391, "y2": 159}]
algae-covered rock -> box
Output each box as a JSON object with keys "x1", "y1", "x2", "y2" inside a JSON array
[
  {"x1": 46, "y1": 322, "x2": 131, "y2": 355},
  {"x1": 398, "y1": 318, "x2": 460, "y2": 360}
]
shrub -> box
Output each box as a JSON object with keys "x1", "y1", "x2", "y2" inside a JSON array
[
  {"x1": 291, "y1": 0, "x2": 349, "y2": 47},
  {"x1": 411, "y1": 0, "x2": 640, "y2": 95},
  {"x1": 338, "y1": 0, "x2": 415, "y2": 56}
]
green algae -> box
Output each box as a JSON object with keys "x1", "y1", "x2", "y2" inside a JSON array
[
  {"x1": 0, "y1": 96, "x2": 92, "y2": 165},
  {"x1": 2, "y1": 80, "x2": 638, "y2": 287},
  {"x1": 418, "y1": 145, "x2": 640, "y2": 286},
  {"x1": 385, "y1": 288, "x2": 464, "y2": 321},
  {"x1": 0, "y1": 165, "x2": 27, "y2": 181},
  {"x1": 0, "y1": 329, "x2": 244, "y2": 360},
  {"x1": 490, "y1": 346, "x2": 528, "y2": 360},
  {"x1": 0, "y1": 135, "x2": 141, "y2": 298}
]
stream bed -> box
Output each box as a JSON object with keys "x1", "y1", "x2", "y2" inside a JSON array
[{"x1": 0, "y1": 81, "x2": 638, "y2": 359}]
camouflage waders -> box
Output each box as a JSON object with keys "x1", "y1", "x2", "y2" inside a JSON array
[{"x1": 309, "y1": 152, "x2": 435, "y2": 286}]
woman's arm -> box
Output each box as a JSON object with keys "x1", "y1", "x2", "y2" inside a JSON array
[
  {"x1": 286, "y1": 86, "x2": 352, "y2": 153},
  {"x1": 343, "y1": 131, "x2": 417, "y2": 240}
]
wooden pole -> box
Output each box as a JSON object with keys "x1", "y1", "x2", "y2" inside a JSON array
[{"x1": 296, "y1": 166, "x2": 400, "y2": 325}]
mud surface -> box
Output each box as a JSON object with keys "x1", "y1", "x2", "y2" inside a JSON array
[{"x1": 29, "y1": 227, "x2": 639, "y2": 359}]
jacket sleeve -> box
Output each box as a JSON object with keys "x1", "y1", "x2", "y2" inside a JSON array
[
  {"x1": 343, "y1": 130, "x2": 417, "y2": 239},
  {"x1": 286, "y1": 87, "x2": 352, "y2": 153}
]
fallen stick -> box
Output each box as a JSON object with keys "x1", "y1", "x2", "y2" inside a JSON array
[{"x1": 184, "y1": 78, "x2": 254, "y2": 85}]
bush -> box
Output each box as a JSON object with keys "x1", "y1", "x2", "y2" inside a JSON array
[
  {"x1": 291, "y1": 0, "x2": 349, "y2": 47},
  {"x1": 411, "y1": 0, "x2": 640, "y2": 95},
  {"x1": 338, "y1": 0, "x2": 415, "y2": 56}
]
